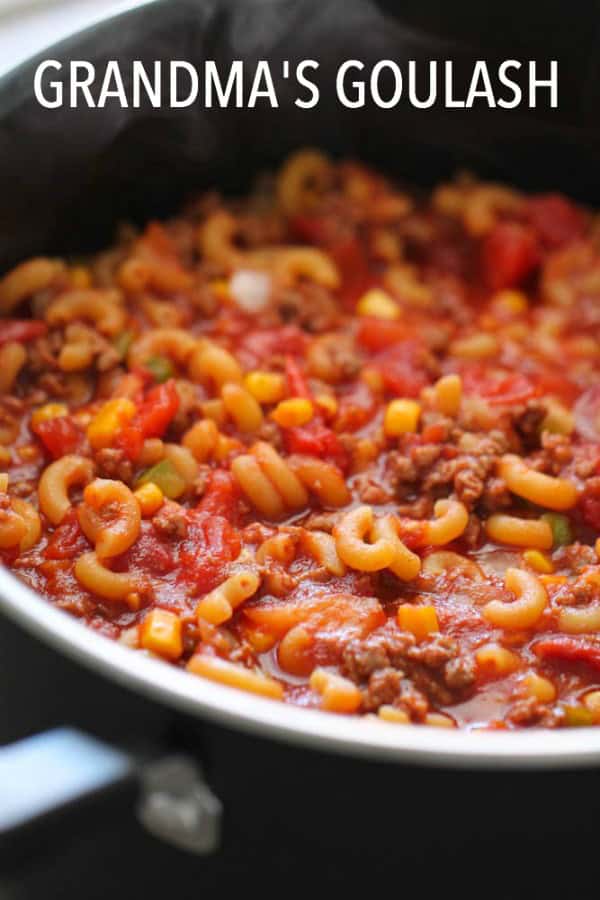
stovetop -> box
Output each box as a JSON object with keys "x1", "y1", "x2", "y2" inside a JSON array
[{"x1": 2, "y1": 609, "x2": 600, "y2": 900}]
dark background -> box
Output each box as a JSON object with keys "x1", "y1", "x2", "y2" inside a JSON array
[{"x1": 2, "y1": 0, "x2": 600, "y2": 895}]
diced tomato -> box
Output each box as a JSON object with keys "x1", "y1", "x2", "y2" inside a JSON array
[
  {"x1": 289, "y1": 215, "x2": 332, "y2": 245},
  {"x1": 198, "y1": 470, "x2": 240, "y2": 520},
  {"x1": 532, "y1": 636, "x2": 600, "y2": 671},
  {"x1": 581, "y1": 495, "x2": 600, "y2": 531},
  {"x1": 33, "y1": 416, "x2": 83, "y2": 458},
  {"x1": 481, "y1": 222, "x2": 540, "y2": 290},
  {"x1": 179, "y1": 511, "x2": 241, "y2": 595},
  {"x1": 284, "y1": 421, "x2": 349, "y2": 470},
  {"x1": 240, "y1": 326, "x2": 309, "y2": 366},
  {"x1": 136, "y1": 380, "x2": 180, "y2": 439},
  {"x1": 114, "y1": 426, "x2": 145, "y2": 462},
  {"x1": 421, "y1": 423, "x2": 446, "y2": 443},
  {"x1": 461, "y1": 367, "x2": 538, "y2": 407},
  {"x1": 285, "y1": 355, "x2": 311, "y2": 399},
  {"x1": 331, "y1": 236, "x2": 372, "y2": 307},
  {"x1": 527, "y1": 194, "x2": 586, "y2": 250},
  {"x1": 116, "y1": 379, "x2": 180, "y2": 462},
  {"x1": 0, "y1": 319, "x2": 47, "y2": 346},
  {"x1": 356, "y1": 317, "x2": 411, "y2": 352},
  {"x1": 372, "y1": 340, "x2": 429, "y2": 397},
  {"x1": 44, "y1": 509, "x2": 89, "y2": 559},
  {"x1": 119, "y1": 523, "x2": 176, "y2": 577}
]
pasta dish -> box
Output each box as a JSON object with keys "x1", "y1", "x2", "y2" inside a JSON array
[{"x1": 1, "y1": 150, "x2": 599, "y2": 730}]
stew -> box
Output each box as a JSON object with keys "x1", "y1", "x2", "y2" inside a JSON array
[{"x1": 1, "y1": 150, "x2": 600, "y2": 730}]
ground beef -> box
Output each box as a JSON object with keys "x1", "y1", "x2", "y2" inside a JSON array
[
  {"x1": 302, "y1": 511, "x2": 342, "y2": 532},
  {"x1": 94, "y1": 447, "x2": 134, "y2": 483},
  {"x1": 353, "y1": 473, "x2": 393, "y2": 504},
  {"x1": 152, "y1": 502, "x2": 188, "y2": 540},
  {"x1": 540, "y1": 432, "x2": 574, "y2": 471},
  {"x1": 505, "y1": 696, "x2": 563, "y2": 728},
  {"x1": 553, "y1": 542, "x2": 597, "y2": 574},
  {"x1": 256, "y1": 420, "x2": 283, "y2": 451},
  {"x1": 389, "y1": 428, "x2": 510, "y2": 513},
  {"x1": 306, "y1": 333, "x2": 362, "y2": 383},
  {"x1": 342, "y1": 622, "x2": 475, "y2": 715},
  {"x1": 480, "y1": 476, "x2": 512, "y2": 513},
  {"x1": 277, "y1": 284, "x2": 339, "y2": 333},
  {"x1": 514, "y1": 400, "x2": 546, "y2": 451},
  {"x1": 362, "y1": 667, "x2": 403, "y2": 712}
]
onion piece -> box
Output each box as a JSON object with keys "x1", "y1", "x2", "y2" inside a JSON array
[{"x1": 230, "y1": 269, "x2": 272, "y2": 312}]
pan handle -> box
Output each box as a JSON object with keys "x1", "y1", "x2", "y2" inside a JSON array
[{"x1": 0, "y1": 727, "x2": 222, "y2": 861}]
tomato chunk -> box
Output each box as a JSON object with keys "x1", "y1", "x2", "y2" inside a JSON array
[
  {"x1": 284, "y1": 421, "x2": 348, "y2": 470},
  {"x1": 116, "y1": 379, "x2": 180, "y2": 461},
  {"x1": 357, "y1": 317, "x2": 411, "y2": 352},
  {"x1": 481, "y1": 222, "x2": 539, "y2": 290},
  {"x1": 527, "y1": 194, "x2": 586, "y2": 249},
  {"x1": 198, "y1": 470, "x2": 240, "y2": 520},
  {"x1": 532, "y1": 636, "x2": 600, "y2": 671},
  {"x1": 581, "y1": 495, "x2": 600, "y2": 531},
  {"x1": 179, "y1": 511, "x2": 241, "y2": 595},
  {"x1": 0, "y1": 319, "x2": 47, "y2": 346},
  {"x1": 33, "y1": 416, "x2": 83, "y2": 458},
  {"x1": 372, "y1": 340, "x2": 429, "y2": 397},
  {"x1": 285, "y1": 355, "x2": 311, "y2": 399},
  {"x1": 44, "y1": 509, "x2": 89, "y2": 559}
]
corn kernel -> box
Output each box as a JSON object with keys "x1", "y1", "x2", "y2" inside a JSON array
[
  {"x1": 244, "y1": 371, "x2": 286, "y2": 404},
  {"x1": 70, "y1": 266, "x2": 92, "y2": 289},
  {"x1": 523, "y1": 549, "x2": 554, "y2": 574},
  {"x1": 139, "y1": 609, "x2": 183, "y2": 660},
  {"x1": 87, "y1": 398, "x2": 136, "y2": 450},
  {"x1": 271, "y1": 397, "x2": 314, "y2": 428},
  {"x1": 397, "y1": 604, "x2": 439, "y2": 642},
  {"x1": 434, "y1": 374, "x2": 462, "y2": 417},
  {"x1": 210, "y1": 279, "x2": 230, "y2": 300},
  {"x1": 522, "y1": 672, "x2": 556, "y2": 703},
  {"x1": 493, "y1": 289, "x2": 528, "y2": 315},
  {"x1": 134, "y1": 482, "x2": 164, "y2": 517},
  {"x1": 357, "y1": 288, "x2": 400, "y2": 320},
  {"x1": 31, "y1": 403, "x2": 68, "y2": 428},
  {"x1": 384, "y1": 399, "x2": 421, "y2": 436},
  {"x1": 315, "y1": 393, "x2": 338, "y2": 418},
  {"x1": 475, "y1": 643, "x2": 520, "y2": 676},
  {"x1": 0, "y1": 473, "x2": 8, "y2": 492},
  {"x1": 378, "y1": 705, "x2": 410, "y2": 724},
  {"x1": 310, "y1": 667, "x2": 362, "y2": 713}
]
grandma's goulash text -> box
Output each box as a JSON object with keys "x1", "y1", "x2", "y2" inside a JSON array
[{"x1": 33, "y1": 59, "x2": 558, "y2": 109}]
